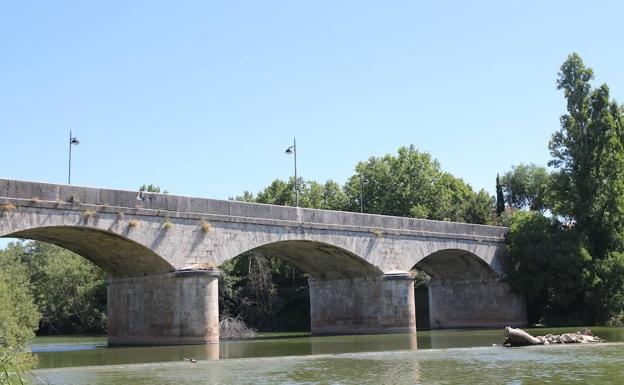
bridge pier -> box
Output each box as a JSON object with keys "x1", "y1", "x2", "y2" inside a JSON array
[
  {"x1": 427, "y1": 278, "x2": 526, "y2": 329},
  {"x1": 107, "y1": 270, "x2": 219, "y2": 345},
  {"x1": 309, "y1": 273, "x2": 416, "y2": 335}
]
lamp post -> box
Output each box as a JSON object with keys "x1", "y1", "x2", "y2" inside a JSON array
[
  {"x1": 285, "y1": 138, "x2": 298, "y2": 207},
  {"x1": 68, "y1": 131, "x2": 80, "y2": 185},
  {"x1": 359, "y1": 173, "x2": 368, "y2": 213}
]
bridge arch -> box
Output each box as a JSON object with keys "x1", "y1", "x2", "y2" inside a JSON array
[
  {"x1": 415, "y1": 248, "x2": 498, "y2": 283},
  {"x1": 412, "y1": 248, "x2": 525, "y2": 330},
  {"x1": 2, "y1": 226, "x2": 174, "y2": 277},
  {"x1": 220, "y1": 239, "x2": 383, "y2": 280}
]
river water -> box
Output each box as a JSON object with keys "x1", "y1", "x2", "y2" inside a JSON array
[{"x1": 30, "y1": 327, "x2": 624, "y2": 384}]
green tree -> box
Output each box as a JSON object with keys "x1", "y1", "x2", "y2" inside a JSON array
[
  {"x1": 496, "y1": 174, "x2": 505, "y2": 216},
  {"x1": 431, "y1": 173, "x2": 473, "y2": 222},
  {"x1": 548, "y1": 53, "x2": 624, "y2": 257},
  {"x1": 219, "y1": 252, "x2": 310, "y2": 331},
  {"x1": 504, "y1": 211, "x2": 592, "y2": 324},
  {"x1": 6, "y1": 241, "x2": 107, "y2": 335},
  {"x1": 504, "y1": 53, "x2": 624, "y2": 325},
  {"x1": 0, "y1": 245, "x2": 40, "y2": 382},
  {"x1": 462, "y1": 189, "x2": 495, "y2": 225},
  {"x1": 343, "y1": 145, "x2": 492, "y2": 223},
  {"x1": 500, "y1": 163, "x2": 549, "y2": 212}
]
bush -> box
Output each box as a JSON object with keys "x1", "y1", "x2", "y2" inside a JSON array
[
  {"x1": 0, "y1": 256, "x2": 40, "y2": 383},
  {"x1": 219, "y1": 315, "x2": 255, "y2": 339},
  {"x1": 504, "y1": 211, "x2": 592, "y2": 324}
]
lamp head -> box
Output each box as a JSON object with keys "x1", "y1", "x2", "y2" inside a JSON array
[{"x1": 70, "y1": 138, "x2": 80, "y2": 145}]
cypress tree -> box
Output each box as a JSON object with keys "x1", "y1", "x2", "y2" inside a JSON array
[{"x1": 496, "y1": 174, "x2": 505, "y2": 216}]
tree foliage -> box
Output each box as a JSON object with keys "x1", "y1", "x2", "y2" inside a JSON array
[
  {"x1": 342, "y1": 145, "x2": 494, "y2": 224},
  {"x1": 500, "y1": 163, "x2": 549, "y2": 212},
  {"x1": 0, "y1": 247, "x2": 40, "y2": 382},
  {"x1": 504, "y1": 53, "x2": 624, "y2": 325},
  {"x1": 505, "y1": 212, "x2": 591, "y2": 324},
  {"x1": 549, "y1": 53, "x2": 624, "y2": 257},
  {"x1": 496, "y1": 174, "x2": 505, "y2": 216},
  {"x1": 1, "y1": 241, "x2": 107, "y2": 335},
  {"x1": 219, "y1": 252, "x2": 310, "y2": 332}
]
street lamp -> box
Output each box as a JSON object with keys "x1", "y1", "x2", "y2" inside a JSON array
[
  {"x1": 359, "y1": 173, "x2": 368, "y2": 213},
  {"x1": 68, "y1": 131, "x2": 80, "y2": 185},
  {"x1": 285, "y1": 138, "x2": 298, "y2": 207}
]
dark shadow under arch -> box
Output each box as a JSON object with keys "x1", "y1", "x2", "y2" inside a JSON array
[
  {"x1": 3, "y1": 226, "x2": 174, "y2": 277},
  {"x1": 231, "y1": 240, "x2": 383, "y2": 280},
  {"x1": 415, "y1": 248, "x2": 498, "y2": 282}
]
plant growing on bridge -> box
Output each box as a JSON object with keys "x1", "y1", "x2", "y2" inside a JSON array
[
  {"x1": 371, "y1": 228, "x2": 383, "y2": 238},
  {"x1": 128, "y1": 219, "x2": 140, "y2": 228},
  {"x1": 30, "y1": 197, "x2": 40, "y2": 204},
  {"x1": 201, "y1": 219, "x2": 212, "y2": 233},
  {"x1": 0, "y1": 204, "x2": 16, "y2": 213},
  {"x1": 162, "y1": 217, "x2": 173, "y2": 230},
  {"x1": 81, "y1": 210, "x2": 97, "y2": 218}
]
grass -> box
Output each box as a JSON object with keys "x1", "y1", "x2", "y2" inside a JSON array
[
  {"x1": 163, "y1": 217, "x2": 173, "y2": 230},
  {"x1": 371, "y1": 228, "x2": 383, "y2": 237},
  {"x1": 128, "y1": 219, "x2": 140, "y2": 228},
  {"x1": 81, "y1": 210, "x2": 97, "y2": 218},
  {"x1": 0, "y1": 204, "x2": 16, "y2": 212},
  {"x1": 201, "y1": 219, "x2": 212, "y2": 233}
]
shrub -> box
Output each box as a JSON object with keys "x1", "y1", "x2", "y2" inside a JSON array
[
  {"x1": 371, "y1": 228, "x2": 383, "y2": 237},
  {"x1": 0, "y1": 204, "x2": 16, "y2": 212},
  {"x1": 219, "y1": 315, "x2": 255, "y2": 339},
  {"x1": 81, "y1": 210, "x2": 97, "y2": 218}
]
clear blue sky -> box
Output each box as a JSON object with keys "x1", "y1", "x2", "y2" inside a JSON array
[{"x1": 1, "y1": 1, "x2": 623, "y2": 200}]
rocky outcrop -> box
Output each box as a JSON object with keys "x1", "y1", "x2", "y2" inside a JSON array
[{"x1": 503, "y1": 326, "x2": 605, "y2": 347}]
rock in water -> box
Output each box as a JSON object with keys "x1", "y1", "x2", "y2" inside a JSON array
[
  {"x1": 503, "y1": 327, "x2": 605, "y2": 347},
  {"x1": 504, "y1": 326, "x2": 542, "y2": 346}
]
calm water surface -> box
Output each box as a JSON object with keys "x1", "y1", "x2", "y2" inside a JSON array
[{"x1": 30, "y1": 327, "x2": 624, "y2": 384}]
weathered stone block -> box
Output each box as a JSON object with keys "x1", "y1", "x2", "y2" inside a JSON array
[
  {"x1": 99, "y1": 188, "x2": 138, "y2": 208},
  {"x1": 0, "y1": 179, "x2": 8, "y2": 197},
  {"x1": 271, "y1": 204, "x2": 295, "y2": 221},
  {"x1": 58, "y1": 185, "x2": 100, "y2": 205},
  {"x1": 230, "y1": 201, "x2": 273, "y2": 218},
  {"x1": 189, "y1": 198, "x2": 230, "y2": 216}
]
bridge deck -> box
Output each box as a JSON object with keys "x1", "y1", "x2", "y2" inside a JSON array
[{"x1": 0, "y1": 178, "x2": 507, "y2": 241}]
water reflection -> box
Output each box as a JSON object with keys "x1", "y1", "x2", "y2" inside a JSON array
[
  {"x1": 32, "y1": 326, "x2": 623, "y2": 369},
  {"x1": 33, "y1": 343, "x2": 624, "y2": 385}
]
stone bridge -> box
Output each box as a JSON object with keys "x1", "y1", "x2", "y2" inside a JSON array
[{"x1": 0, "y1": 179, "x2": 525, "y2": 345}]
